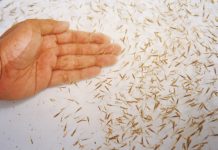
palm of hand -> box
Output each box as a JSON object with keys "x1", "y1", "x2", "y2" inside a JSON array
[{"x1": 0, "y1": 19, "x2": 120, "y2": 100}]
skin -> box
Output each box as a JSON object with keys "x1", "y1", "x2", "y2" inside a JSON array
[{"x1": 0, "y1": 19, "x2": 121, "y2": 100}]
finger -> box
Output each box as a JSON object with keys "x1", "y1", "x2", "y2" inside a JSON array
[
  {"x1": 49, "y1": 66, "x2": 101, "y2": 86},
  {"x1": 58, "y1": 43, "x2": 121, "y2": 56},
  {"x1": 54, "y1": 55, "x2": 117, "y2": 70},
  {"x1": 56, "y1": 30, "x2": 110, "y2": 44},
  {"x1": 41, "y1": 35, "x2": 57, "y2": 50},
  {"x1": 25, "y1": 19, "x2": 69, "y2": 35}
]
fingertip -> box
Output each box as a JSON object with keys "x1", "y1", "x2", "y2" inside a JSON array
[
  {"x1": 103, "y1": 35, "x2": 111, "y2": 43},
  {"x1": 54, "y1": 21, "x2": 69, "y2": 33},
  {"x1": 112, "y1": 43, "x2": 122, "y2": 55},
  {"x1": 94, "y1": 33, "x2": 111, "y2": 44},
  {"x1": 92, "y1": 66, "x2": 101, "y2": 75},
  {"x1": 100, "y1": 43, "x2": 122, "y2": 55},
  {"x1": 84, "y1": 66, "x2": 101, "y2": 79},
  {"x1": 59, "y1": 21, "x2": 69, "y2": 28}
]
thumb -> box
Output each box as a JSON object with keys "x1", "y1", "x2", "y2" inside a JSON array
[{"x1": 0, "y1": 21, "x2": 41, "y2": 69}]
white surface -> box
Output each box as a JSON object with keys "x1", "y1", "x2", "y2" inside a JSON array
[{"x1": 0, "y1": 0, "x2": 218, "y2": 150}]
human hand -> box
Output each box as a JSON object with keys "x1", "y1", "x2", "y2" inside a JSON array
[{"x1": 0, "y1": 19, "x2": 121, "y2": 100}]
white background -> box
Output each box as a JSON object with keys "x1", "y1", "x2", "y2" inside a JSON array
[{"x1": 0, "y1": 0, "x2": 218, "y2": 150}]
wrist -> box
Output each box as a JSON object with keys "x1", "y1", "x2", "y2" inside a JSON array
[
  {"x1": 0, "y1": 56, "x2": 2, "y2": 79},
  {"x1": 0, "y1": 40, "x2": 2, "y2": 80},
  {"x1": 0, "y1": 57, "x2": 3, "y2": 100}
]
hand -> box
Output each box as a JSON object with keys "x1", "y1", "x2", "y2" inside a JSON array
[{"x1": 0, "y1": 19, "x2": 121, "y2": 100}]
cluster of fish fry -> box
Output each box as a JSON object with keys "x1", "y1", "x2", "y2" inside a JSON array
[{"x1": 55, "y1": 0, "x2": 218, "y2": 150}]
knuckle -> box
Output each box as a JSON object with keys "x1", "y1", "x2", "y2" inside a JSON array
[
  {"x1": 23, "y1": 19, "x2": 35, "y2": 25},
  {"x1": 73, "y1": 58, "x2": 79, "y2": 67}
]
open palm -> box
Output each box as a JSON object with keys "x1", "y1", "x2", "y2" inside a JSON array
[{"x1": 0, "y1": 19, "x2": 121, "y2": 100}]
